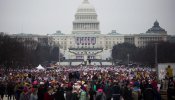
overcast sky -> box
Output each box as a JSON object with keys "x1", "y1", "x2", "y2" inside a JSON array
[{"x1": 0, "y1": 0, "x2": 175, "y2": 35}]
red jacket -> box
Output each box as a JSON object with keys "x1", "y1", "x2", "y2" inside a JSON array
[{"x1": 44, "y1": 92, "x2": 54, "y2": 100}]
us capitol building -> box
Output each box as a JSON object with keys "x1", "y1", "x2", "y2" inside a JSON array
[{"x1": 10, "y1": 0, "x2": 169, "y2": 61}]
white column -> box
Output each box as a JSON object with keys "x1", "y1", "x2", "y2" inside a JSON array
[
  {"x1": 73, "y1": 24, "x2": 75, "y2": 30},
  {"x1": 95, "y1": 24, "x2": 96, "y2": 29},
  {"x1": 91, "y1": 24, "x2": 93, "y2": 29},
  {"x1": 79, "y1": 23, "x2": 81, "y2": 30},
  {"x1": 80, "y1": 24, "x2": 81, "y2": 30},
  {"x1": 77, "y1": 23, "x2": 78, "y2": 30},
  {"x1": 82, "y1": 23, "x2": 84, "y2": 30},
  {"x1": 90, "y1": 23, "x2": 92, "y2": 30},
  {"x1": 97, "y1": 24, "x2": 99, "y2": 30},
  {"x1": 96, "y1": 24, "x2": 98, "y2": 29},
  {"x1": 82, "y1": 23, "x2": 83, "y2": 30},
  {"x1": 75, "y1": 24, "x2": 76, "y2": 30},
  {"x1": 88, "y1": 23, "x2": 89, "y2": 30},
  {"x1": 81, "y1": 23, "x2": 82, "y2": 30},
  {"x1": 77, "y1": 24, "x2": 79, "y2": 30}
]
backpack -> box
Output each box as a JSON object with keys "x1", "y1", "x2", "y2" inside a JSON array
[
  {"x1": 80, "y1": 91, "x2": 87, "y2": 100},
  {"x1": 71, "y1": 92, "x2": 79, "y2": 100},
  {"x1": 96, "y1": 93, "x2": 103, "y2": 100},
  {"x1": 143, "y1": 88, "x2": 155, "y2": 100}
]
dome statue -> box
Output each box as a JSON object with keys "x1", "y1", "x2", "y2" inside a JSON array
[
  {"x1": 154, "y1": 20, "x2": 159, "y2": 27},
  {"x1": 77, "y1": 0, "x2": 96, "y2": 13}
]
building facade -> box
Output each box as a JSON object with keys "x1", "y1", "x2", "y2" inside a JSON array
[
  {"x1": 48, "y1": 0, "x2": 126, "y2": 60},
  {"x1": 8, "y1": 0, "x2": 169, "y2": 61},
  {"x1": 48, "y1": 0, "x2": 167, "y2": 60}
]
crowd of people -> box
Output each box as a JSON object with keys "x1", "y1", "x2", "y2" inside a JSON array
[{"x1": 0, "y1": 65, "x2": 174, "y2": 100}]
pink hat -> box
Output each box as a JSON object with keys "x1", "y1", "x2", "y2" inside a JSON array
[
  {"x1": 32, "y1": 81, "x2": 38, "y2": 85},
  {"x1": 98, "y1": 89, "x2": 103, "y2": 92}
]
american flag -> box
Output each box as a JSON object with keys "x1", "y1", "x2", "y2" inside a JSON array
[
  {"x1": 91, "y1": 37, "x2": 96, "y2": 44},
  {"x1": 76, "y1": 37, "x2": 80, "y2": 44},
  {"x1": 81, "y1": 37, "x2": 84, "y2": 44},
  {"x1": 88, "y1": 37, "x2": 90, "y2": 44},
  {"x1": 85, "y1": 37, "x2": 87, "y2": 44}
]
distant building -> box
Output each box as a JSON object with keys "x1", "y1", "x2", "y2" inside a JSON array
[
  {"x1": 124, "y1": 35, "x2": 135, "y2": 45},
  {"x1": 134, "y1": 21, "x2": 167, "y2": 47},
  {"x1": 146, "y1": 20, "x2": 167, "y2": 34},
  {"x1": 10, "y1": 33, "x2": 48, "y2": 49},
  {"x1": 167, "y1": 35, "x2": 175, "y2": 43},
  {"x1": 123, "y1": 20, "x2": 168, "y2": 47}
]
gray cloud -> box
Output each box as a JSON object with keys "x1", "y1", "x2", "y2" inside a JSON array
[{"x1": 0, "y1": 0, "x2": 174, "y2": 35}]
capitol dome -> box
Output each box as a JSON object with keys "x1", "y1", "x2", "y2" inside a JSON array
[
  {"x1": 77, "y1": 0, "x2": 96, "y2": 13},
  {"x1": 72, "y1": 0, "x2": 100, "y2": 34}
]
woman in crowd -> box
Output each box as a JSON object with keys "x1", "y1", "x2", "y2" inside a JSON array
[{"x1": 30, "y1": 87, "x2": 38, "y2": 100}]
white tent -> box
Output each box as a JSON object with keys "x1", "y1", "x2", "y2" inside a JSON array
[{"x1": 36, "y1": 64, "x2": 45, "y2": 70}]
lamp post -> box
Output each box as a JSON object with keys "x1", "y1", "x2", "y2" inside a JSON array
[
  {"x1": 83, "y1": 51, "x2": 88, "y2": 66},
  {"x1": 127, "y1": 53, "x2": 130, "y2": 67},
  {"x1": 58, "y1": 48, "x2": 61, "y2": 67},
  {"x1": 155, "y1": 43, "x2": 158, "y2": 80}
]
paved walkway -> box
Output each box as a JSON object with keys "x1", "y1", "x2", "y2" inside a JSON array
[
  {"x1": 160, "y1": 90, "x2": 167, "y2": 100},
  {"x1": 0, "y1": 92, "x2": 168, "y2": 100},
  {"x1": 0, "y1": 96, "x2": 15, "y2": 100}
]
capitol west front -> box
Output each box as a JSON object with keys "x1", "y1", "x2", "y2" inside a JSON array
[{"x1": 12, "y1": 0, "x2": 168, "y2": 63}]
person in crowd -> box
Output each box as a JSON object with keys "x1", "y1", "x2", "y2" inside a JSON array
[
  {"x1": 89, "y1": 87, "x2": 96, "y2": 100},
  {"x1": 167, "y1": 82, "x2": 175, "y2": 100},
  {"x1": 37, "y1": 82, "x2": 47, "y2": 100},
  {"x1": 103, "y1": 82, "x2": 112, "y2": 100},
  {"x1": 54, "y1": 84, "x2": 65, "y2": 100},
  {"x1": 143, "y1": 83, "x2": 156, "y2": 100},
  {"x1": 0, "y1": 82, "x2": 5, "y2": 100},
  {"x1": 44, "y1": 86, "x2": 54, "y2": 100},
  {"x1": 123, "y1": 83, "x2": 133, "y2": 100},
  {"x1": 111, "y1": 81, "x2": 121, "y2": 100},
  {"x1": 79, "y1": 89, "x2": 87, "y2": 100},
  {"x1": 70, "y1": 85, "x2": 79, "y2": 100},
  {"x1": 132, "y1": 81, "x2": 141, "y2": 100},
  {"x1": 7, "y1": 81, "x2": 15, "y2": 100},
  {"x1": 166, "y1": 65, "x2": 174, "y2": 81},
  {"x1": 30, "y1": 87, "x2": 38, "y2": 100},
  {"x1": 95, "y1": 88, "x2": 106, "y2": 100},
  {"x1": 14, "y1": 82, "x2": 23, "y2": 100},
  {"x1": 19, "y1": 86, "x2": 31, "y2": 100},
  {"x1": 65, "y1": 86, "x2": 73, "y2": 100}
]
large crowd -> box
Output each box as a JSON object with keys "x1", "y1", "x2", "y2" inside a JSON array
[{"x1": 0, "y1": 65, "x2": 174, "y2": 100}]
